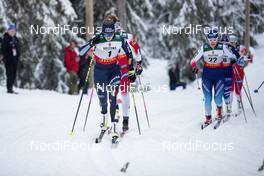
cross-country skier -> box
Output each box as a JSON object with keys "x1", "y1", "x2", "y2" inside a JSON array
[
  {"x1": 229, "y1": 35, "x2": 250, "y2": 114},
  {"x1": 79, "y1": 17, "x2": 135, "y2": 143},
  {"x1": 191, "y1": 28, "x2": 236, "y2": 125},
  {"x1": 109, "y1": 15, "x2": 143, "y2": 133},
  {"x1": 220, "y1": 34, "x2": 240, "y2": 115}
]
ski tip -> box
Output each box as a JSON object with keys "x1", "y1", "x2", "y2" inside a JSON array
[
  {"x1": 95, "y1": 138, "x2": 99, "y2": 143},
  {"x1": 120, "y1": 162, "x2": 130, "y2": 173},
  {"x1": 69, "y1": 131, "x2": 75, "y2": 137}
]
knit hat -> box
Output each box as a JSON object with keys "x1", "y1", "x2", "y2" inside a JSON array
[{"x1": 8, "y1": 24, "x2": 16, "y2": 30}]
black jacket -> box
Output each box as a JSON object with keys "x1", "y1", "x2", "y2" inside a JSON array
[{"x1": 2, "y1": 32, "x2": 20, "y2": 63}]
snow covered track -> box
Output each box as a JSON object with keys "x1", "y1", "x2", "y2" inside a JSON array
[{"x1": 1, "y1": 41, "x2": 264, "y2": 175}]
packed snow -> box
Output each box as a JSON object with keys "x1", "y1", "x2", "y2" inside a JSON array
[{"x1": 1, "y1": 41, "x2": 264, "y2": 175}]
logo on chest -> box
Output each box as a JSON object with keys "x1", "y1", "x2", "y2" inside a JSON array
[
  {"x1": 208, "y1": 50, "x2": 221, "y2": 57},
  {"x1": 103, "y1": 42, "x2": 117, "y2": 51}
]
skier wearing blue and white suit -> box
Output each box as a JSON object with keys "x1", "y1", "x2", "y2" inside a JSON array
[{"x1": 191, "y1": 28, "x2": 237, "y2": 125}]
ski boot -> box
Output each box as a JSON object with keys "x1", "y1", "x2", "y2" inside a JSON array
[
  {"x1": 237, "y1": 100, "x2": 242, "y2": 115},
  {"x1": 216, "y1": 106, "x2": 223, "y2": 120},
  {"x1": 226, "y1": 103, "x2": 232, "y2": 114},
  {"x1": 100, "y1": 115, "x2": 110, "y2": 131},
  {"x1": 108, "y1": 109, "x2": 121, "y2": 135},
  {"x1": 213, "y1": 107, "x2": 223, "y2": 129},
  {"x1": 201, "y1": 115, "x2": 212, "y2": 129},
  {"x1": 204, "y1": 115, "x2": 212, "y2": 125},
  {"x1": 223, "y1": 104, "x2": 232, "y2": 123},
  {"x1": 95, "y1": 115, "x2": 109, "y2": 143}
]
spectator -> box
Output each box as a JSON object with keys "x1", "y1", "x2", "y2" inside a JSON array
[
  {"x1": 2, "y1": 24, "x2": 20, "y2": 94},
  {"x1": 0, "y1": 33, "x2": 3, "y2": 61},
  {"x1": 78, "y1": 49, "x2": 93, "y2": 94},
  {"x1": 168, "y1": 62, "x2": 186, "y2": 90},
  {"x1": 168, "y1": 64, "x2": 177, "y2": 90},
  {"x1": 64, "y1": 40, "x2": 80, "y2": 95}
]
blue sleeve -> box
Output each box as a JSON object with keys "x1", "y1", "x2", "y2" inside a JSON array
[{"x1": 121, "y1": 38, "x2": 134, "y2": 69}]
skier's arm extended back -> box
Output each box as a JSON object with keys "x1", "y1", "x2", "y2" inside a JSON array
[{"x1": 79, "y1": 34, "x2": 100, "y2": 56}]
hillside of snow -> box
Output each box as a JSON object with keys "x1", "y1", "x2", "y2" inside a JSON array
[{"x1": 1, "y1": 37, "x2": 264, "y2": 175}]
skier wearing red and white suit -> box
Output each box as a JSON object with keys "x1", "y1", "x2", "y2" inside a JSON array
[
  {"x1": 230, "y1": 39, "x2": 252, "y2": 114},
  {"x1": 114, "y1": 19, "x2": 143, "y2": 132}
]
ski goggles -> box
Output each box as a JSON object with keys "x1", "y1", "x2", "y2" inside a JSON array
[
  {"x1": 104, "y1": 33, "x2": 114, "y2": 40},
  {"x1": 104, "y1": 33, "x2": 114, "y2": 38}
]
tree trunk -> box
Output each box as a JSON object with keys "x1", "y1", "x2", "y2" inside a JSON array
[
  {"x1": 85, "y1": 0, "x2": 94, "y2": 88},
  {"x1": 117, "y1": 0, "x2": 127, "y2": 30},
  {"x1": 245, "y1": 0, "x2": 250, "y2": 50}
]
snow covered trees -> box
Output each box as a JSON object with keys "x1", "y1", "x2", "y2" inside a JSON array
[{"x1": 0, "y1": 0, "x2": 263, "y2": 91}]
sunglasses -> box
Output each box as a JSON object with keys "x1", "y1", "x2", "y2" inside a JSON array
[{"x1": 104, "y1": 33, "x2": 114, "y2": 38}]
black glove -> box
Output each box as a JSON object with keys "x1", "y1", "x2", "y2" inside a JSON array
[
  {"x1": 136, "y1": 62, "x2": 143, "y2": 75},
  {"x1": 91, "y1": 35, "x2": 100, "y2": 46},
  {"x1": 128, "y1": 70, "x2": 136, "y2": 83},
  {"x1": 192, "y1": 68, "x2": 199, "y2": 74},
  {"x1": 230, "y1": 58, "x2": 237, "y2": 65}
]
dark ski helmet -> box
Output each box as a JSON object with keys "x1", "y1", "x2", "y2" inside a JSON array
[
  {"x1": 207, "y1": 28, "x2": 218, "y2": 39},
  {"x1": 102, "y1": 18, "x2": 115, "y2": 34}
]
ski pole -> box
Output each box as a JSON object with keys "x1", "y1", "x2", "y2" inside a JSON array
[
  {"x1": 244, "y1": 73, "x2": 253, "y2": 105},
  {"x1": 131, "y1": 92, "x2": 141, "y2": 135},
  {"x1": 233, "y1": 66, "x2": 256, "y2": 116},
  {"x1": 254, "y1": 81, "x2": 264, "y2": 93},
  {"x1": 83, "y1": 87, "x2": 94, "y2": 132},
  {"x1": 233, "y1": 67, "x2": 247, "y2": 123},
  {"x1": 242, "y1": 84, "x2": 256, "y2": 116},
  {"x1": 195, "y1": 74, "x2": 201, "y2": 90},
  {"x1": 138, "y1": 76, "x2": 151, "y2": 128},
  {"x1": 233, "y1": 67, "x2": 256, "y2": 116},
  {"x1": 70, "y1": 59, "x2": 93, "y2": 136}
]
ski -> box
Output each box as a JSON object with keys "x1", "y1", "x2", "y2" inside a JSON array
[
  {"x1": 201, "y1": 118, "x2": 217, "y2": 130},
  {"x1": 223, "y1": 113, "x2": 231, "y2": 123},
  {"x1": 95, "y1": 129, "x2": 107, "y2": 143},
  {"x1": 223, "y1": 112, "x2": 241, "y2": 123},
  {"x1": 213, "y1": 119, "x2": 222, "y2": 129},
  {"x1": 120, "y1": 162, "x2": 130, "y2": 173},
  {"x1": 201, "y1": 122, "x2": 212, "y2": 130}
]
